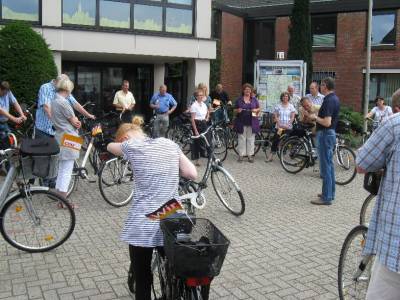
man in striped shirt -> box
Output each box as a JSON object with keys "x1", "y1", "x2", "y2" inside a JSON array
[{"x1": 35, "y1": 74, "x2": 95, "y2": 138}]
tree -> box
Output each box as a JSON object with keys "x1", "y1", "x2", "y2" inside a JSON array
[
  {"x1": 0, "y1": 22, "x2": 57, "y2": 105},
  {"x1": 287, "y1": 0, "x2": 313, "y2": 87}
]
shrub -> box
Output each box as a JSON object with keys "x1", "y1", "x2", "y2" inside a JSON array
[
  {"x1": 0, "y1": 22, "x2": 57, "y2": 105},
  {"x1": 339, "y1": 106, "x2": 364, "y2": 133}
]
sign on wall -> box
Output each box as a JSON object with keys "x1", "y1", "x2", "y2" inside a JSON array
[{"x1": 254, "y1": 60, "x2": 307, "y2": 111}]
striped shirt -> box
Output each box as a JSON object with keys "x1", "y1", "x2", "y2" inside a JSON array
[
  {"x1": 0, "y1": 90, "x2": 16, "y2": 122},
  {"x1": 120, "y1": 137, "x2": 181, "y2": 247},
  {"x1": 275, "y1": 103, "x2": 296, "y2": 129},
  {"x1": 306, "y1": 92, "x2": 324, "y2": 106},
  {"x1": 35, "y1": 81, "x2": 77, "y2": 136},
  {"x1": 357, "y1": 113, "x2": 400, "y2": 273}
]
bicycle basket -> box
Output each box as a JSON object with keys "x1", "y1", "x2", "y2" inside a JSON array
[
  {"x1": 19, "y1": 137, "x2": 60, "y2": 179},
  {"x1": 160, "y1": 218, "x2": 230, "y2": 278}
]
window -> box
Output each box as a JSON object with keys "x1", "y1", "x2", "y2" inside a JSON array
[
  {"x1": 168, "y1": 0, "x2": 192, "y2": 4},
  {"x1": 134, "y1": 4, "x2": 162, "y2": 31},
  {"x1": 100, "y1": 0, "x2": 130, "y2": 29},
  {"x1": 166, "y1": 8, "x2": 192, "y2": 34},
  {"x1": 61, "y1": 0, "x2": 194, "y2": 35},
  {"x1": 1, "y1": 0, "x2": 39, "y2": 22},
  {"x1": 368, "y1": 73, "x2": 400, "y2": 106},
  {"x1": 311, "y1": 15, "x2": 337, "y2": 47},
  {"x1": 63, "y1": 0, "x2": 96, "y2": 26},
  {"x1": 372, "y1": 11, "x2": 396, "y2": 46},
  {"x1": 312, "y1": 71, "x2": 336, "y2": 85}
]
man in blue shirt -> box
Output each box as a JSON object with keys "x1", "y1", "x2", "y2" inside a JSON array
[
  {"x1": 0, "y1": 81, "x2": 27, "y2": 148},
  {"x1": 149, "y1": 84, "x2": 177, "y2": 138},
  {"x1": 307, "y1": 77, "x2": 340, "y2": 205},
  {"x1": 35, "y1": 74, "x2": 95, "y2": 138}
]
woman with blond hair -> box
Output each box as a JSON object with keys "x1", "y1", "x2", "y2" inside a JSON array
[
  {"x1": 188, "y1": 82, "x2": 212, "y2": 109},
  {"x1": 107, "y1": 116, "x2": 197, "y2": 300},
  {"x1": 50, "y1": 78, "x2": 81, "y2": 204}
]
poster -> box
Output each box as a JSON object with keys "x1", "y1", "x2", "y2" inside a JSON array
[{"x1": 255, "y1": 60, "x2": 306, "y2": 112}]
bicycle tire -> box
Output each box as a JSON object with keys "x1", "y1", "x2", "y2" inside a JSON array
[
  {"x1": 338, "y1": 225, "x2": 372, "y2": 300},
  {"x1": 169, "y1": 127, "x2": 191, "y2": 155},
  {"x1": 0, "y1": 189, "x2": 75, "y2": 253},
  {"x1": 359, "y1": 194, "x2": 376, "y2": 226},
  {"x1": 66, "y1": 161, "x2": 79, "y2": 198},
  {"x1": 98, "y1": 157, "x2": 134, "y2": 207},
  {"x1": 334, "y1": 145, "x2": 357, "y2": 186},
  {"x1": 213, "y1": 127, "x2": 228, "y2": 162},
  {"x1": 279, "y1": 137, "x2": 308, "y2": 174},
  {"x1": 151, "y1": 250, "x2": 169, "y2": 300},
  {"x1": 211, "y1": 166, "x2": 245, "y2": 216}
]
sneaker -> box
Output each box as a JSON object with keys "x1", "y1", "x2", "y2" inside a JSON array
[
  {"x1": 310, "y1": 199, "x2": 332, "y2": 206},
  {"x1": 237, "y1": 156, "x2": 243, "y2": 163},
  {"x1": 248, "y1": 156, "x2": 254, "y2": 163}
]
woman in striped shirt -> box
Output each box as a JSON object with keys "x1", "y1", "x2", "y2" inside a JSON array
[
  {"x1": 266, "y1": 92, "x2": 296, "y2": 162},
  {"x1": 107, "y1": 116, "x2": 197, "y2": 300}
]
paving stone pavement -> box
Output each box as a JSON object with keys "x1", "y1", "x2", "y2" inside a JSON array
[{"x1": 0, "y1": 151, "x2": 369, "y2": 300}]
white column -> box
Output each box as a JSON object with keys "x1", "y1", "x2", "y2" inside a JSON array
[
  {"x1": 53, "y1": 51, "x2": 62, "y2": 75},
  {"x1": 187, "y1": 59, "x2": 211, "y2": 95},
  {"x1": 154, "y1": 64, "x2": 165, "y2": 93},
  {"x1": 196, "y1": 0, "x2": 211, "y2": 38},
  {"x1": 42, "y1": 0, "x2": 62, "y2": 27}
]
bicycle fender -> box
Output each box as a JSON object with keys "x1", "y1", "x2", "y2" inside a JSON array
[{"x1": 2, "y1": 186, "x2": 50, "y2": 208}]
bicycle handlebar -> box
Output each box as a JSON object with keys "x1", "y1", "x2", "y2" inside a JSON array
[{"x1": 191, "y1": 124, "x2": 213, "y2": 140}]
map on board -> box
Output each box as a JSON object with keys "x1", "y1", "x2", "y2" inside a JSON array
[{"x1": 255, "y1": 61, "x2": 305, "y2": 112}]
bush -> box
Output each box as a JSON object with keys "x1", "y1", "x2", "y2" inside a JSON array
[
  {"x1": 0, "y1": 22, "x2": 57, "y2": 105},
  {"x1": 339, "y1": 106, "x2": 363, "y2": 133}
]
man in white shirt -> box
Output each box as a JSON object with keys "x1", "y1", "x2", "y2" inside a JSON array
[
  {"x1": 113, "y1": 80, "x2": 135, "y2": 123},
  {"x1": 306, "y1": 82, "x2": 324, "y2": 106}
]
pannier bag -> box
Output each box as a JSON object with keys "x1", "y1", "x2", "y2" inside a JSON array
[
  {"x1": 19, "y1": 137, "x2": 60, "y2": 179},
  {"x1": 363, "y1": 170, "x2": 383, "y2": 195}
]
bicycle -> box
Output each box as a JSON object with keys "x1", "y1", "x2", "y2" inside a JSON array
[
  {"x1": 0, "y1": 146, "x2": 75, "y2": 253},
  {"x1": 359, "y1": 194, "x2": 376, "y2": 226},
  {"x1": 279, "y1": 123, "x2": 357, "y2": 185},
  {"x1": 9, "y1": 102, "x2": 36, "y2": 140},
  {"x1": 338, "y1": 224, "x2": 373, "y2": 300},
  {"x1": 189, "y1": 124, "x2": 245, "y2": 216}
]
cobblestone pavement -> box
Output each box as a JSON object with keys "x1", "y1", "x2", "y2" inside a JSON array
[{"x1": 0, "y1": 151, "x2": 369, "y2": 300}]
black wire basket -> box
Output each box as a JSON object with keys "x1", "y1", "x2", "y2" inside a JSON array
[{"x1": 160, "y1": 218, "x2": 230, "y2": 278}]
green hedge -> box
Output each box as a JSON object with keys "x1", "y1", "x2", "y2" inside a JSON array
[
  {"x1": 339, "y1": 106, "x2": 363, "y2": 133},
  {"x1": 0, "y1": 22, "x2": 57, "y2": 105}
]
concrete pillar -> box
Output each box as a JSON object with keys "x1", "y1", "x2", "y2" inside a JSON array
[
  {"x1": 42, "y1": 0, "x2": 62, "y2": 27},
  {"x1": 154, "y1": 64, "x2": 165, "y2": 93},
  {"x1": 187, "y1": 59, "x2": 211, "y2": 96},
  {"x1": 196, "y1": 0, "x2": 211, "y2": 38},
  {"x1": 53, "y1": 51, "x2": 62, "y2": 75}
]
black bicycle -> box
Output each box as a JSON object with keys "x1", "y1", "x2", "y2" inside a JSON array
[{"x1": 279, "y1": 123, "x2": 357, "y2": 185}]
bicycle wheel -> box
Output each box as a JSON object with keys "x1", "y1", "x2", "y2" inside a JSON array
[
  {"x1": 98, "y1": 157, "x2": 134, "y2": 207},
  {"x1": 170, "y1": 127, "x2": 191, "y2": 155},
  {"x1": 66, "y1": 161, "x2": 79, "y2": 198},
  {"x1": 279, "y1": 137, "x2": 308, "y2": 174},
  {"x1": 212, "y1": 127, "x2": 228, "y2": 162},
  {"x1": 359, "y1": 194, "x2": 376, "y2": 226},
  {"x1": 211, "y1": 166, "x2": 245, "y2": 216},
  {"x1": 151, "y1": 250, "x2": 169, "y2": 300},
  {"x1": 338, "y1": 225, "x2": 373, "y2": 300},
  {"x1": 0, "y1": 189, "x2": 75, "y2": 253},
  {"x1": 334, "y1": 145, "x2": 357, "y2": 185}
]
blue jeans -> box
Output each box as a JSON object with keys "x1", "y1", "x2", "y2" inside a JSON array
[{"x1": 316, "y1": 129, "x2": 336, "y2": 202}]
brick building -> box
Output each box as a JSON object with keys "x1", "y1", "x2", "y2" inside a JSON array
[{"x1": 213, "y1": 0, "x2": 400, "y2": 111}]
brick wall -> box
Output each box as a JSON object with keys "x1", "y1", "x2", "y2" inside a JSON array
[
  {"x1": 220, "y1": 12, "x2": 244, "y2": 100},
  {"x1": 276, "y1": 10, "x2": 400, "y2": 111}
]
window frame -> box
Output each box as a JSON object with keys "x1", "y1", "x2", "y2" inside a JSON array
[
  {"x1": 0, "y1": 0, "x2": 42, "y2": 24},
  {"x1": 311, "y1": 13, "x2": 337, "y2": 50},
  {"x1": 61, "y1": 0, "x2": 195, "y2": 37},
  {"x1": 370, "y1": 10, "x2": 397, "y2": 49}
]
